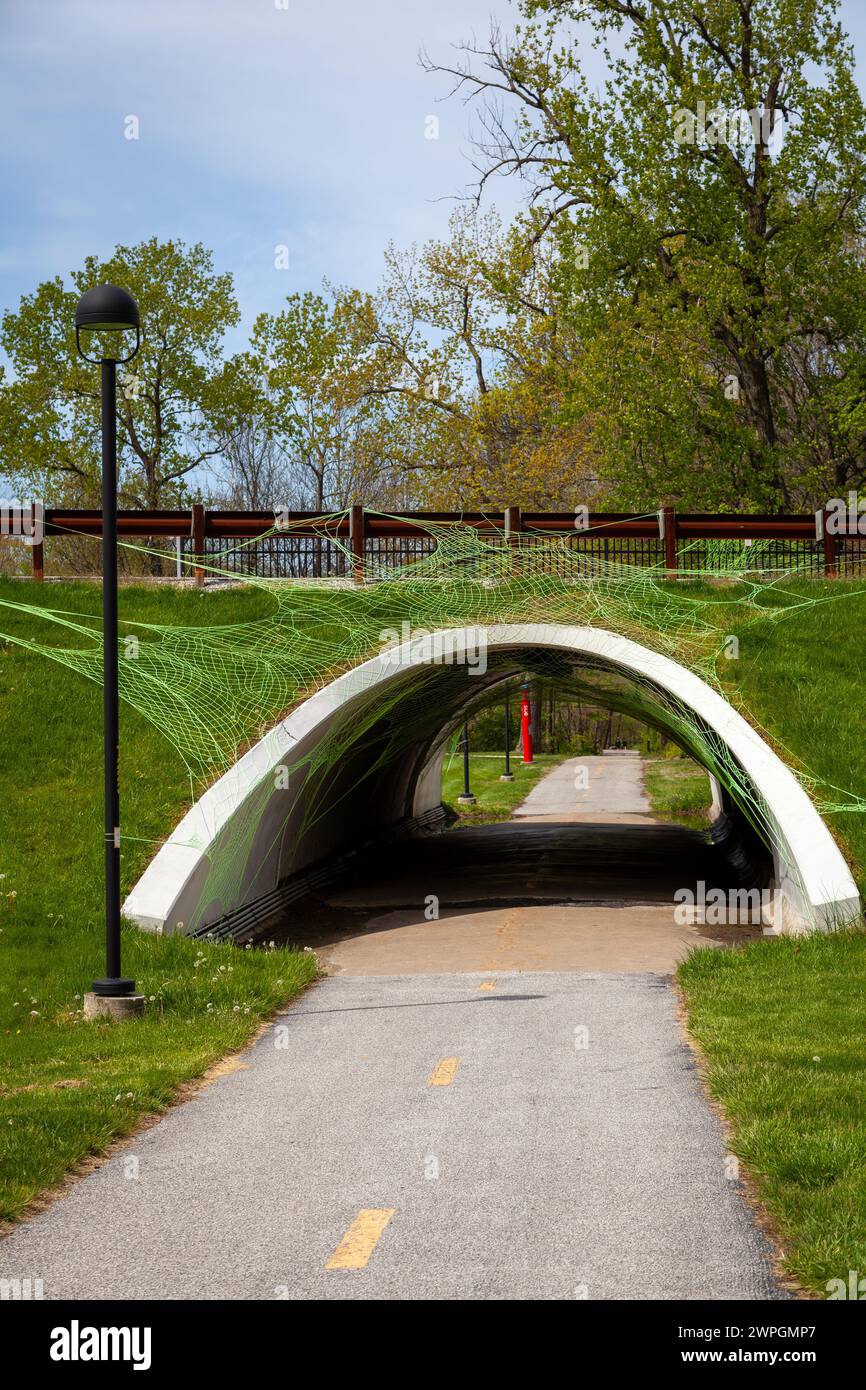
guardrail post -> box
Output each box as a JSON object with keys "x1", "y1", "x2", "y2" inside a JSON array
[
  {"x1": 660, "y1": 505, "x2": 677, "y2": 576},
  {"x1": 818, "y1": 507, "x2": 837, "y2": 578},
  {"x1": 31, "y1": 502, "x2": 44, "y2": 581},
  {"x1": 191, "y1": 504, "x2": 205, "y2": 587},
  {"x1": 349, "y1": 504, "x2": 365, "y2": 583},
  {"x1": 505, "y1": 505, "x2": 521, "y2": 575}
]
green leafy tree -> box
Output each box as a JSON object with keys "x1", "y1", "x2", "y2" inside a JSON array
[
  {"x1": 0, "y1": 238, "x2": 242, "y2": 508},
  {"x1": 362, "y1": 207, "x2": 594, "y2": 507},
  {"x1": 426, "y1": 0, "x2": 866, "y2": 509},
  {"x1": 249, "y1": 288, "x2": 398, "y2": 514}
]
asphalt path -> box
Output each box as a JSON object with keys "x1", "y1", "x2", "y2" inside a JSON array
[
  {"x1": 0, "y1": 972, "x2": 783, "y2": 1300},
  {"x1": 514, "y1": 751, "x2": 650, "y2": 818}
]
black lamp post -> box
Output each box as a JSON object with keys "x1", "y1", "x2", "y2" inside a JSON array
[
  {"x1": 457, "y1": 723, "x2": 476, "y2": 806},
  {"x1": 75, "y1": 285, "x2": 141, "y2": 999},
  {"x1": 500, "y1": 694, "x2": 515, "y2": 782}
]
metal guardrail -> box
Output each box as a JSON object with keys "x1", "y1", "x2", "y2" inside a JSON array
[{"x1": 2, "y1": 503, "x2": 860, "y2": 581}]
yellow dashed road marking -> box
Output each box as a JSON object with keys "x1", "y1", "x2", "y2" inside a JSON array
[
  {"x1": 325, "y1": 1209, "x2": 395, "y2": 1270},
  {"x1": 428, "y1": 1056, "x2": 460, "y2": 1086},
  {"x1": 477, "y1": 979, "x2": 497, "y2": 991}
]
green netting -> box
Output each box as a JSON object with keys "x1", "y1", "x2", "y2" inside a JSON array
[{"x1": 1, "y1": 510, "x2": 863, "y2": 931}]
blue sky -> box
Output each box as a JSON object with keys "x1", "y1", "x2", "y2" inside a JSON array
[
  {"x1": 0, "y1": 0, "x2": 528, "y2": 347},
  {"x1": 2, "y1": 0, "x2": 866, "y2": 350}
]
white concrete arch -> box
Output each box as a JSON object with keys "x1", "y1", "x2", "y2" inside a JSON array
[{"x1": 124, "y1": 624, "x2": 860, "y2": 938}]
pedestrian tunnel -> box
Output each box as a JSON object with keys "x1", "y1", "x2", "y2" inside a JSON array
[{"x1": 123, "y1": 624, "x2": 860, "y2": 939}]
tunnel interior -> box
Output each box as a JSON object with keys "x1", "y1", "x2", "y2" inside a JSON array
[{"x1": 199, "y1": 644, "x2": 775, "y2": 934}]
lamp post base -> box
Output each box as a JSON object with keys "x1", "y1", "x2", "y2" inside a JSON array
[
  {"x1": 84, "y1": 992, "x2": 145, "y2": 1021},
  {"x1": 91, "y1": 977, "x2": 136, "y2": 996},
  {"x1": 500, "y1": 773, "x2": 515, "y2": 782},
  {"x1": 457, "y1": 793, "x2": 476, "y2": 805}
]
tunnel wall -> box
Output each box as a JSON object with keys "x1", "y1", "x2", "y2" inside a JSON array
[{"x1": 123, "y1": 624, "x2": 861, "y2": 938}]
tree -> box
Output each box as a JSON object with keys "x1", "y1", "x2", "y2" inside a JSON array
[
  {"x1": 210, "y1": 418, "x2": 288, "y2": 512},
  {"x1": 425, "y1": 1, "x2": 866, "y2": 510},
  {"x1": 249, "y1": 289, "x2": 401, "y2": 514},
  {"x1": 0, "y1": 238, "x2": 243, "y2": 509},
  {"x1": 361, "y1": 206, "x2": 595, "y2": 507}
]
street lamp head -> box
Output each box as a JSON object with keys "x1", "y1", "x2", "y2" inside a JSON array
[
  {"x1": 75, "y1": 284, "x2": 139, "y2": 332},
  {"x1": 75, "y1": 284, "x2": 141, "y2": 363}
]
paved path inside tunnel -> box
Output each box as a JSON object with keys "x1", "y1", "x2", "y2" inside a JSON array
[
  {"x1": 285, "y1": 752, "x2": 759, "y2": 976},
  {"x1": 513, "y1": 749, "x2": 651, "y2": 818},
  {"x1": 0, "y1": 753, "x2": 784, "y2": 1301}
]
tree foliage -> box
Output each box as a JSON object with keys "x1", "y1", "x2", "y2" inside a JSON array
[
  {"x1": 424, "y1": 0, "x2": 866, "y2": 509},
  {"x1": 0, "y1": 239, "x2": 243, "y2": 507}
]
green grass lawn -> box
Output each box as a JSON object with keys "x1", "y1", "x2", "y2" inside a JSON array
[
  {"x1": 679, "y1": 932, "x2": 866, "y2": 1295},
  {"x1": 642, "y1": 753, "x2": 713, "y2": 827},
  {"x1": 0, "y1": 580, "x2": 316, "y2": 1223},
  {"x1": 674, "y1": 579, "x2": 866, "y2": 1294},
  {"x1": 716, "y1": 579, "x2": 866, "y2": 898},
  {"x1": 440, "y1": 752, "x2": 560, "y2": 825}
]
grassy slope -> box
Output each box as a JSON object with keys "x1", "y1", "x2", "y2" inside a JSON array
[
  {"x1": 676, "y1": 579, "x2": 866, "y2": 1294},
  {"x1": 724, "y1": 582, "x2": 866, "y2": 896},
  {"x1": 0, "y1": 581, "x2": 316, "y2": 1222}
]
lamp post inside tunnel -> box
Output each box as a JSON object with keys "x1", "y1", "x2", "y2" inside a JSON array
[
  {"x1": 457, "y1": 722, "x2": 476, "y2": 806},
  {"x1": 500, "y1": 693, "x2": 515, "y2": 781},
  {"x1": 74, "y1": 285, "x2": 144, "y2": 1015}
]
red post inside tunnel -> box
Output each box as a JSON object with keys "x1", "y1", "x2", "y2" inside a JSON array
[{"x1": 520, "y1": 687, "x2": 533, "y2": 763}]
